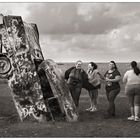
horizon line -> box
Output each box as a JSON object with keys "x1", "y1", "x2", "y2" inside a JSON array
[{"x1": 56, "y1": 61, "x2": 140, "y2": 63}]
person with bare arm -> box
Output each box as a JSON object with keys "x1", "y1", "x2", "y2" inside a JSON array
[
  {"x1": 86, "y1": 62, "x2": 102, "y2": 112},
  {"x1": 123, "y1": 61, "x2": 140, "y2": 122},
  {"x1": 104, "y1": 61, "x2": 121, "y2": 118}
]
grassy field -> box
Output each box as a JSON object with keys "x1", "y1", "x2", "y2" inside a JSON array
[{"x1": 0, "y1": 63, "x2": 140, "y2": 137}]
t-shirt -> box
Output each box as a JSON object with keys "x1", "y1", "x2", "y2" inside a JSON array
[
  {"x1": 123, "y1": 70, "x2": 140, "y2": 85},
  {"x1": 104, "y1": 69, "x2": 121, "y2": 91}
]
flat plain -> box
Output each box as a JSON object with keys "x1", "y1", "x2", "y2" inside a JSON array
[{"x1": 0, "y1": 63, "x2": 140, "y2": 137}]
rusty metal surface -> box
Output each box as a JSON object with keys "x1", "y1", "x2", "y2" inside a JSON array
[
  {"x1": 0, "y1": 15, "x2": 47, "y2": 122},
  {"x1": 39, "y1": 59, "x2": 79, "y2": 122}
]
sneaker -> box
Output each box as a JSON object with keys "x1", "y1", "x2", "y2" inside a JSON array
[
  {"x1": 127, "y1": 116, "x2": 135, "y2": 121},
  {"x1": 94, "y1": 108, "x2": 98, "y2": 111},
  {"x1": 134, "y1": 116, "x2": 140, "y2": 122},
  {"x1": 90, "y1": 108, "x2": 98, "y2": 112},
  {"x1": 86, "y1": 107, "x2": 92, "y2": 111}
]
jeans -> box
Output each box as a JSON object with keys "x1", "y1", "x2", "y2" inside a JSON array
[
  {"x1": 68, "y1": 83, "x2": 82, "y2": 107},
  {"x1": 106, "y1": 88, "x2": 120, "y2": 116}
]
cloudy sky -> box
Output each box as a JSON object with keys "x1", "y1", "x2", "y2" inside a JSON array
[{"x1": 0, "y1": 3, "x2": 140, "y2": 62}]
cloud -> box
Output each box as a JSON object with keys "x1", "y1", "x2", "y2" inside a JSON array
[
  {"x1": 26, "y1": 3, "x2": 79, "y2": 34},
  {"x1": 39, "y1": 20, "x2": 140, "y2": 62},
  {"x1": 0, "y1": 3, "x2": 30, "y2": 20},
  {"x1": 0, "y1": 3, "x2": 140, "y2": 62},
  {"x1": 26, "y1": 3, "x2": 125, "y2": 34}
]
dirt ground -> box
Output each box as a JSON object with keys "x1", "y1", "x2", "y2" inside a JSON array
[{"x1": 0, "y1": 83, "x2": 140, "y2": 137}]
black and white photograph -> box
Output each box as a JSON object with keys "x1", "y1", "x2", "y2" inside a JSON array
[{"x1": 0, "y1": 1, "x2": 140, "y2": 137}]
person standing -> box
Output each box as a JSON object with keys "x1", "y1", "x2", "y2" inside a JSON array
[
  {"x1": 104, "y1": 61, "x2": 121, "y2": 118},
  {"x1": 65, "y1": 60, "x2": 88, "y2": 108},
  {"x1": 86, "y1": 62, "x2": 102, "y2": 112},
  {"x1": 123, "y1": 61, "x2": 140, "y2": 121}
]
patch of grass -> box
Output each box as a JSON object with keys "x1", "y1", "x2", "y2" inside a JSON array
[{"x1": 0, "y1": 83, "x2": 140, "y2": 137}]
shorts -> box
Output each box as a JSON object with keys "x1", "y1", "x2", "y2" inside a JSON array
[
  {"x1": 95, "y1": 84, "x2": 101, "y2": 89},
  {"x1": 89, "y1": 89, "x2": 98, "y2": 99},
  {"x1": 125, "y1": 84, "x2": 140, "y2": 96},
  {"x1": 125, "y1": 84, "x2": 140, "y2": 106}
]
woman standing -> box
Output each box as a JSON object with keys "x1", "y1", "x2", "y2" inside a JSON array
[
  {"x1": 123, "y1": 61, "x2": 140, "y2": 121},
  {"x1": 86, "y1": 62, "x2": 101, "y2": 112},
  {"x1": 65, "y1": 60, "x2": 88, "y2": 108},
  {"x1": 104, "y1": 61, "x2": 121, "y2": 118}
]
